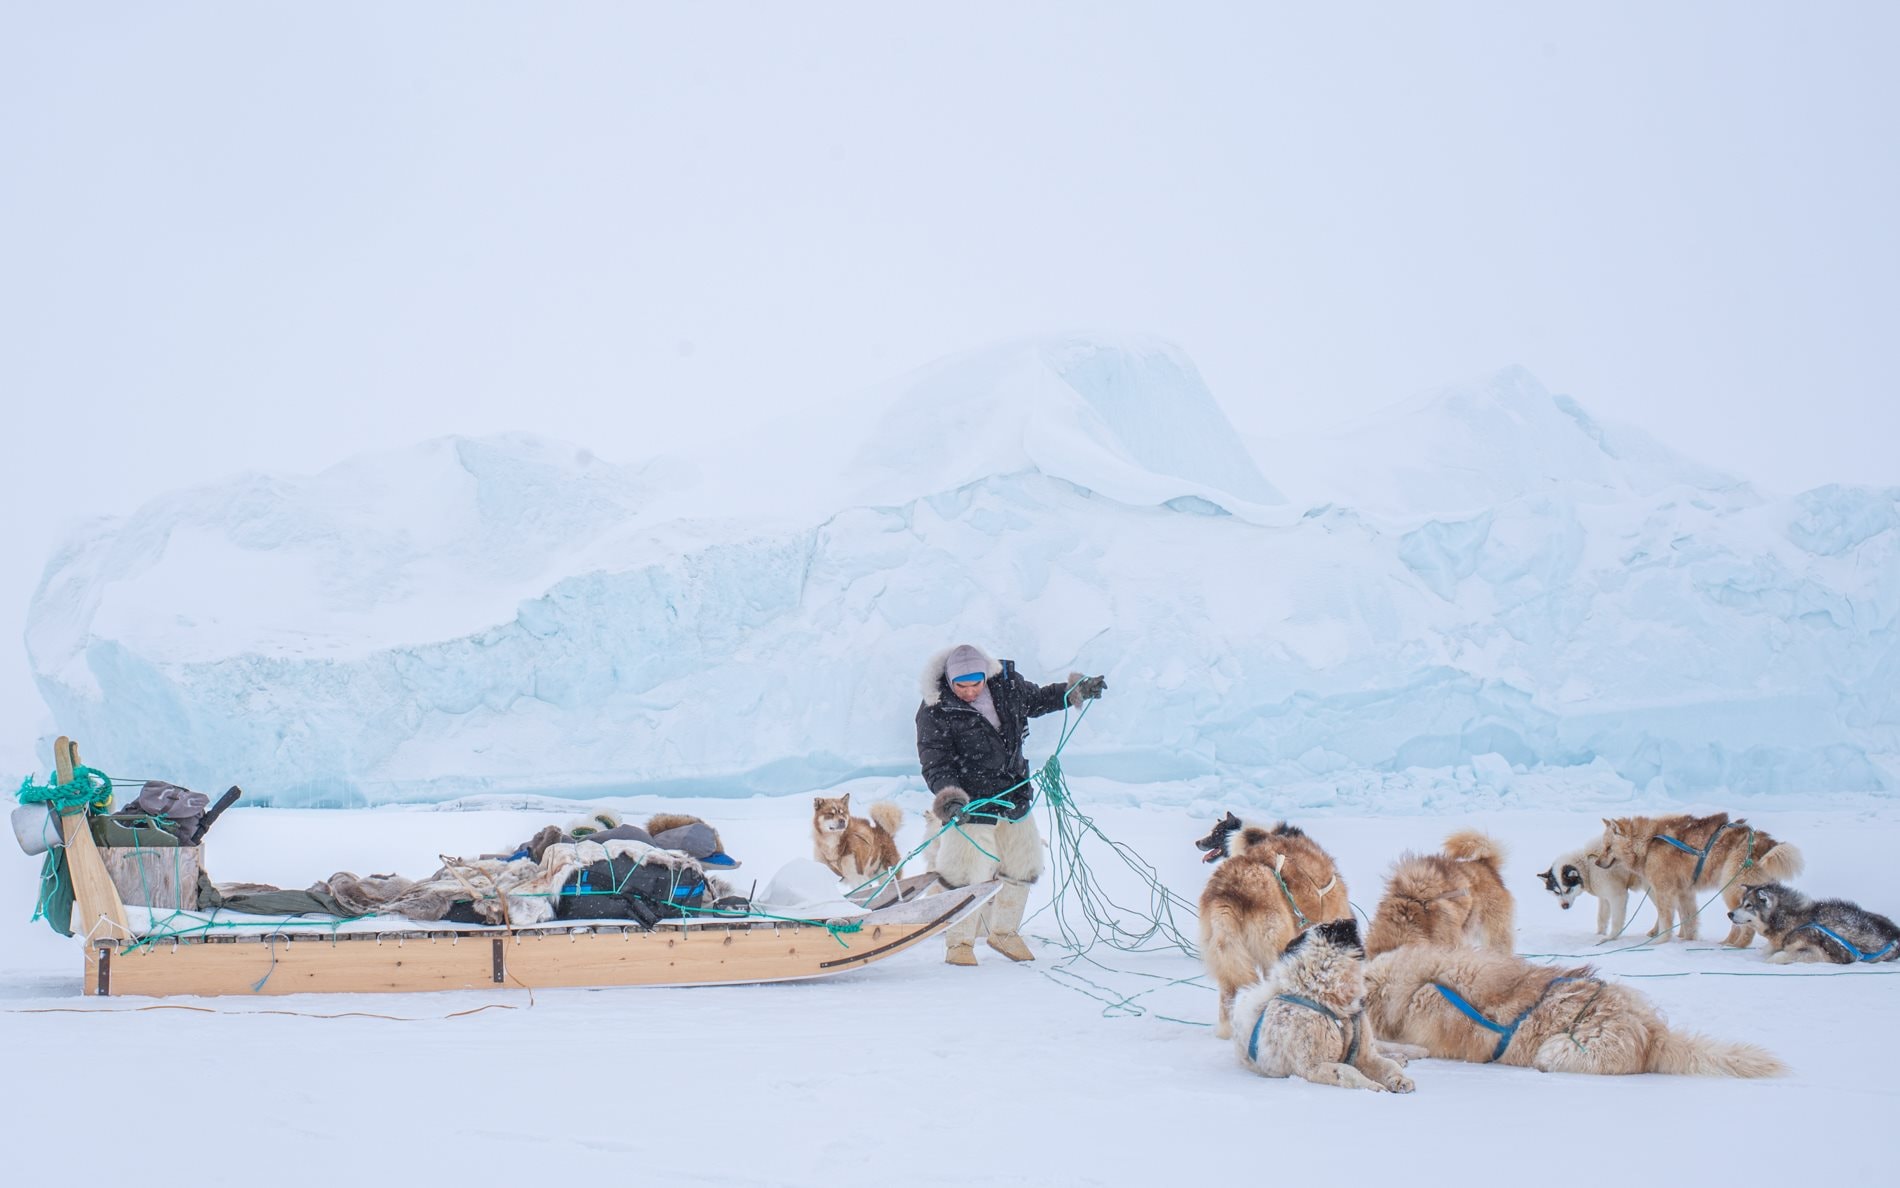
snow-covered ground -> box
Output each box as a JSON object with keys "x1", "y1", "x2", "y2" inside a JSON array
[{"x1": 6, "y1": 784, "x2": 1896, "y2": 1186}]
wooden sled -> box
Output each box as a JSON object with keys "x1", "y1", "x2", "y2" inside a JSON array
[{"x1": 41, "y1": 737, "x2": 995, "y2": 998}]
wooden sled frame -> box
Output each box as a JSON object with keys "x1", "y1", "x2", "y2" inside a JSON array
[{"x1": 47, "y1": 737, "x2": 990, "y2": 998}]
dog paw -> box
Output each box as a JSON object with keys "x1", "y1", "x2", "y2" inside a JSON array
[
  {"x1": 1385, "y1": 1074, "x2": 1415, "y2": 1094},
  {"x1": 1765, "y1": 950, "x2": 1793, "y2": 965}
]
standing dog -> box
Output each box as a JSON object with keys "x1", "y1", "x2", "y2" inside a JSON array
[
  {"x1": 1196, "y1": 814, "x2": 1351, "y2": 1038},
  {"x1": 1597, "y1": 814, "x2": 1802, "y2": 945},
  {"x1": 1365, "y1": 831, "x2": 1514, "y2": 957},
  {"x1": 1230, "y1": 919, "x2": 1416, "y2": 1093},
  {"x1": 1363, "y1": 945, "x2": 1786, "y2": 1077},
  {"x1": 811, "y1": 795, "x2": 903, "y2": 883},
  {"x1": 1727, "y1": 882, "x2": 1900, "y2": 964},
  {"x1": 1538, "y1": 845, "x2": 1644, "y2": 938}
]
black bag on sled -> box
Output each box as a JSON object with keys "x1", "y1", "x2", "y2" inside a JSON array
[{"x1": 552, "y1": 856, "x2": 709, "y2": 925}]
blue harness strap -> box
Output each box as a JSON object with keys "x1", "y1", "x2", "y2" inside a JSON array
[
  {"x1": 1431, "y1": 976, "x2": 1591, "y2": 1063},
  {"x1": 1248, "y1": 993, "x2": 1364, "y2": 1066},
  {"x1": 1652, "y1": 821, "x2": 1744, "y2": 883},
  {"x1": 1793, "y1": 923, "x2": 1899, "y2": 963}
]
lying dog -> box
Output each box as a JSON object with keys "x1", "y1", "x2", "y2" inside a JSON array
[
  {"x1": 1538, "y1": 845, "x2": 1644, "y2": 937},
  {"x1": 811, "y1": 794, "x2": 903, "y2": 883},
  {"x1": 1597, "y1": 813, "x2": 1802, "y2": 945},
  {"x1": 1727, "y1": 882, "x2": 1900, "y2": 964},
  {"x1": 1365, "y1": 830, "x2": 1514, "y2": 957},
  {"x1": 1196, "y1": 814, "x2": 1351, "y2": 1038},
  {"x1": 1231, "y1": 919, "x2": 1417, "y2": 1093},
  {"x1": 1364, "y1": 945, "x2": 1786, "y2": 1077}
]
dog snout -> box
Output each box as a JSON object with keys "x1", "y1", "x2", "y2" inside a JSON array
[{"x1": 1560, "y1": 901, "x2": 1571, "y2": 910}]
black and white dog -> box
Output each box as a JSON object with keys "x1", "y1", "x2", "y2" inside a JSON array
[
  {"x1": 1728, "y1": 882, "x2": 1900, "y2": 964},
  {"x1": 1537, "y1": 846, "x2": 1644, "y2": 938}
]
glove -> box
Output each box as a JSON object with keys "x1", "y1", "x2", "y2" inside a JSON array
[
  {"x1": 1066, "y1": 672, "x2": 1107, "y2": 707},
  {"x1": 932, "y1": 786, "x2": 971, "y2": 824}
]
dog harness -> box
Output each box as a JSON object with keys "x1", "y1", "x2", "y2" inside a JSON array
[
  {"x1": 1652, "y1": 823, "x2": 1753, "y2": 883},
  {"x1": 1248, "y1": 993, "x2": 1364, "y2": 1066},
  {"x1": 1267, "y1": 867, "x2": 1310, "y2": 928},
  {"x1": 1791, "y1": 923, "x2": 1899, "y2": 963},
  {"x1": 1430, "y1": 976, "x2": 1595, "y2": 1063}
]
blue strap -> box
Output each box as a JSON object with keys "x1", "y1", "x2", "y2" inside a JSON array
[
  {"x1": 1652, "y1": 821, "x2": 1738, "y2": 883},
  {"x1": 1253, "y1": 993, "x2": 1363, "y2": 1066},
  {"x1": 1432, "y1": 976, "x2": 1588, "y2": 1063},
  {"x1": 1794, "y1": 923, "x2": 1899, "y2": 963}
]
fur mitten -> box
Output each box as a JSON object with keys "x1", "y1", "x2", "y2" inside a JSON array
[
  {"x1": 1066, "y1": 672, "x2": 1107, "y2": 706},
  {"x1": 932, "y1": 786, "x2": 971, "y2": 823}
]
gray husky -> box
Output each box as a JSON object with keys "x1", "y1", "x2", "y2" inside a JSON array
[{"x1": 1728, "y1": 882, "x2": 1900, "y2": 964}]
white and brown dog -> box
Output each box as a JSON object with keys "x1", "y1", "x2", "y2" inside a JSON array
[
  {"x1": 1231, "y1": 919, "x2": 1419, "y2": 1093},
  {"x1": 1195, "y1": 814, "x2": 1352, "y2": 1038},
  {"x1": 1364, "y1": 945, "x2": 1786, "y2": 1077},
  {"x1": 1597, "y1": 813, "x2": 1803, "y2": 945},
  {"x1": 1365, "y1": 830, "x2": 1514, "y2": 957},
  {"x1": 1537, "y1": 845, "x2": 1644, "y2": 937},
  {"x1": 810, "y1": 794, "x2": 903, "y2": 884}
]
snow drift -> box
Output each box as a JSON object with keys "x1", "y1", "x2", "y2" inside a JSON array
[{"x1": 24, "y1": 336, "x2": 1900, "y2": 805}]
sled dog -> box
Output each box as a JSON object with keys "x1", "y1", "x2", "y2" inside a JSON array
[
  {"x1": 1727, "y1": 882, "x2": 1900, "y2": 964},
  {"x1": 811, "y1": 794, "x2": 903, "y2": 883},
  {"x1": 1230, "y1": 919, "x2": 1416, "y2": 1093},
  {"x1": 1538, "y1": 845, "x2": 1644, "y2": 938},
  {"x1": 1363, "y1": 945, "x2": 1786, "y2": 1077},
  {"x1": 1365, "y1": 831, "x2": 1514, "y2": 957},
  {"x1": 1597, "y1": 813, "x2": 1802, "y2": 945},
  {"x1": 1195, "y1": 814, "x2": 1351, "y2": 1038}
]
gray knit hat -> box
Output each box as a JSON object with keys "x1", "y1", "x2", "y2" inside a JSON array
[{"x1": 944, "y1": 643, "x2": 992, "y2": 684}]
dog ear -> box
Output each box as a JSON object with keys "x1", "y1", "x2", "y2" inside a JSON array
[{"x1": 1319, "y1": 917, "x2": 1363, "y2": 950}]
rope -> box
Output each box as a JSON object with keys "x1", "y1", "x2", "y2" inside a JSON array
[{"x1": 16, "y1": 765, "x2": 113, "y2": 816}]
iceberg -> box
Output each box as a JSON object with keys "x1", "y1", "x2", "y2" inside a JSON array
[{"x1": 24, "y1": 338, "x2": 1899, "y2": 806}]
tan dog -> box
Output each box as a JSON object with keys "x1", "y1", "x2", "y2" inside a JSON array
[
  {"x1": 1231, "y1": 919, "x2": 1418, "y2": 1092},
  {"x1": 1195, "y1": 815, "x2": 1351, "y2": 1038},
  {"x1": 1363, "y1": 945, "x2": 1786, "y2": 1077},
  {"x1": 811, "y1": 794, "x2": 903, "y2": 883},
  {"x1": 1597, "y1": 813, "x2": 1803, "y2": 945},
  {"x1": 1364, "y1": 830, "x2": 1514, "y2": 957}
]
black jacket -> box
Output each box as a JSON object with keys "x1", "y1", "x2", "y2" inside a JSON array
[{"x1": 915, "y1": 658, "x2": 1070, "y2": 821}]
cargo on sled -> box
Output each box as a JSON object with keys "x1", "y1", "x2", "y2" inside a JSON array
[{"x1": 15, "y1": 737, "x2": 991, "y2": 999}]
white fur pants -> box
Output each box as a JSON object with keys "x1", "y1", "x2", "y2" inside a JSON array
[{"x1": 933, "y1": 812, "x2": 1043, "y2": 944}]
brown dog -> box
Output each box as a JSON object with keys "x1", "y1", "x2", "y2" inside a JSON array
[
  {"x1": 1364, "y1": 945, "x2": 1785, "y2": 1077},
  {"x1": 811, "y1": 794, "x2": 903, "y2": 883},
  {"x1": 1597, "y1": 813, "x2": 1803, "y2": 945},
  {"x1": 1195, "y1": 814, "x2": 1351, "y2": 1038},
  {"x1": 1364, "y1": 830, "x2": 1514, "y2": 957}
]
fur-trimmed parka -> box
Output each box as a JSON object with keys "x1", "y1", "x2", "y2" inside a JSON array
[{"x1": 915, "y1": 645, "x2": 1071, "y2": 821}]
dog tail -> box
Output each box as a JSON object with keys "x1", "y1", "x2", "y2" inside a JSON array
[
  {"x1": 1753, "y1": 842, "x2": 1804, "y2": 883},
  {"x1": 1443, "y1": 829, "x2": 1506, "y2": 870},
  {"x1": 1646, "y1": 1029, "x2": 1787, "y2": 1078},
  {"x1": 869, "y1": 801, "x2": 903, "y2": 838}
]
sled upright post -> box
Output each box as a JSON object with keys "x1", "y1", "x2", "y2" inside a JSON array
[{"x1": 53, "y1": 736, "x2": 133, "y2": 987}]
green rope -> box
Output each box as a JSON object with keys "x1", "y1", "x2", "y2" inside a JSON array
[{"x1": 17, "y1": 765, "x2": 113, "y2": 816}]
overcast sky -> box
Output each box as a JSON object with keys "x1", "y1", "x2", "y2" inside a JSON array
[{"x1": 3, "y1": 2, "x2": 1896, "y2": 764}]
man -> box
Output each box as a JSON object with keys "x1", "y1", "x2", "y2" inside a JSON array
[{"x1": 915, "y1": 642, "x2": 1106, "y2": 965}]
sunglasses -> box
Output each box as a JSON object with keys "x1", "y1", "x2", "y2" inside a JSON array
[{"x1": 951, "y1": 673, "x2": 986, "y2": 686}]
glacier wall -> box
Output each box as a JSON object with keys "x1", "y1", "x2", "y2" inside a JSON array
[{"x1": 24, "y1": 337, "x2": 1900, "y2": 805}]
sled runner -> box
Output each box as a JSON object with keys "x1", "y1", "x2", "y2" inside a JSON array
[{"x1": 29, "y1": 738, "x2": 994, "y2": 999}]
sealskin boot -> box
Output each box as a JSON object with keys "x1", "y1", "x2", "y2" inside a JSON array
[
  {"x1": 986, "y1": 932, "x2": 1034, "y2": 962},
  {"x1": 946, "y1": 941, "x2": 978, "y2": 967}
]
